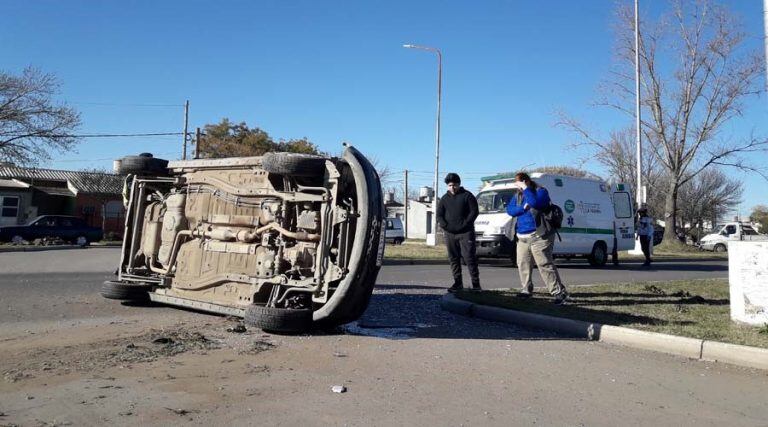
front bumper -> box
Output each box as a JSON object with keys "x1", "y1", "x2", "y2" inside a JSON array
[{"x1": 476, "y1": 234, "x2": 514, "y2": 257}]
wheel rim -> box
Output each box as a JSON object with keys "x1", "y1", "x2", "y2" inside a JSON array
[
  {"x1": 11, "y1": 235, "x2": 23, "y2": 245},
  {"x1": 715, "y1": 245, "x2": 725, "y2": 252},
  {"x1": 76, "y1": 236, "x2": 87, "y2": 246}
]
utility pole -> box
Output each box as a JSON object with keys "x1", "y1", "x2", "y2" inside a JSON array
[
  {"x1": 194, "y1": 127, "x2": 201, "y2": 159},
  {"x1": 182, "y1": 100, "x2": 189, "y2": 160},
  {"x1": 404, "y1": 169, "x2": 409, "y2": 239}
]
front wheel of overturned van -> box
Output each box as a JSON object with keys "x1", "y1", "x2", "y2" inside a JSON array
[{"x1": 244, "y1": 305, "x2": 313, "y2": 333}]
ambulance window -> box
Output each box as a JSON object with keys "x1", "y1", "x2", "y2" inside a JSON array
[
  {"x1": 725, "y1": 225, "x2": 736, "y2": 235},
  {"x1": 554, "y1": 179, "x2": 563, "y2": 187},
  {"x1": 613, "y1": 192, "x2": 632, "y2": 218}
]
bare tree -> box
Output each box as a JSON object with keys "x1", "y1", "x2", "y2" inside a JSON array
[
  {"x1": 560, "y1": 0, "x2": 767, "y2": 244},
  {"x1": 0, "y1": 67, "x2": 81, "y2": 165}
]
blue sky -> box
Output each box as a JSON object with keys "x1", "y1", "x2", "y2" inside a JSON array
[{"x1": 2, "y1": 0, "x2": 766, "y2": 215}]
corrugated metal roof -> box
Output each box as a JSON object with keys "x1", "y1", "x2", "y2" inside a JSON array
[
  {"x1": 0, "y1": 179, "x2": 30, "y2": 189},
  {"x1": 35, "y1": 186, "x2": 76, "y2": 197},
  {"x1": 0, "y1": 166, "x2": 123, "y2": 195}
]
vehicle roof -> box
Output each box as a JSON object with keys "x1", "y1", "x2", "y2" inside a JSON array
[{"x1": 480, "y1": 173, "x2": 605, "y2": 192}]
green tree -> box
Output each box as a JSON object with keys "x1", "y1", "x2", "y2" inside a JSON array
[{"x1": 198, "y1": 118, "x2": 321, "y2": 158}]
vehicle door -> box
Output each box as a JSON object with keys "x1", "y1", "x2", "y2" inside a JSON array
[
  {"x1": 30, "y1": 216, "x2": 57, "y2": 240},
  {"x1": 611, "y1": 190, "x2": 635, "y2": 251},
  {"x1": 58, "y1": 217, "x2": 78, "y2": 241}
]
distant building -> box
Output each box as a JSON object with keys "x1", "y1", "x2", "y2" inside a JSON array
[
  {"x1": 385, "y1": 197, "x2": 435, "y2": 240},
  {"x1": 0, "y1": 165, "x2": 125, "y2": 235}
]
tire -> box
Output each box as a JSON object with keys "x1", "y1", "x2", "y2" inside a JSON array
[
  {"x1": 117, "y1": 154, "x2": 169, "y2": 175},
  {"x1": 244, "y1": 305, "x2": 313, "y2": 333},
  {"x1": 261, "y1": 152, "x2": 327, "y2": 177},
  {"x1": 714, "y1": 243, "x2": 727, "y2": 253},
  {"x1": 394, "y1": 237, "x2": 404, "y2": 245},
  {"x1": 588, "y1": 241, "x2": 608, "y2": 267},
  {"x1": 11, "y1": 235, "x2": 24, "y2": 245},
  {"x1": 73, "y1": 235, "x2": 89, "y2": 247},
  {"x1": 100, "y1": 280, "x2": 152, "y2": 301}
]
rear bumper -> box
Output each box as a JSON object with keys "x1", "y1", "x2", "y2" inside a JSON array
[{"x1": 476, "y1": 234, "x2": 514, "y2": 257}]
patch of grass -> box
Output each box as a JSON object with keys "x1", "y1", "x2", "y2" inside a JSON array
[
  {"x1": 384, "y1": 242, "x2": 446, "y2": 260},
  {"x1": 457, "y1": 279, "x2": 768, "y2": 349}
]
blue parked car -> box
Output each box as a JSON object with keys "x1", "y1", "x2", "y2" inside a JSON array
[{"x1": 0, "y1": 215, "x2": 103, "y2": 246}]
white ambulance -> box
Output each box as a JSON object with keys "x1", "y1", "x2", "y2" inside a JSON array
[{"x1": 473, "y1": 173, "x2": 636, "y2": 266}]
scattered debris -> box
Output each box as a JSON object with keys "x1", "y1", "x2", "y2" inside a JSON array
[
  {"x1": 152, "y1": 337, "x2": 174, "y2": 344},
  {"x1": 671, "y1": 290, "x2": 692, "y2": 298},
  {"x1": 118, "y1": 411, "x2": 134, "y2": 416},
  {"x1": 244, "y1": 364, "x2": 270, "y2": 374},
  {"x1": 674, "y1": 304, "x2": 689, "y2": 313},
  {"x1": 239, "y1": 340, "x2": 275, "y2": 355},
  {"x1": 165, "y1": 407, "x2": 198, "y2": 416},
  {"x1": 226, "y1": 324, "x2": 247, "y2": 333},
  {"x1": 3, "y1": 369, "x2": 32, "y2": 383},
  {"x1": 333, "y1": 352, "x2": 347, "y2": 358},
  {"x1": 331, "y1": 385, "x2": 347, "y2": 394}
]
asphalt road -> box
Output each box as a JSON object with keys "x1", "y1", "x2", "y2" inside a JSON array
[{"x1": 0, "y1": 248, "x2": 765, "y2": 426}]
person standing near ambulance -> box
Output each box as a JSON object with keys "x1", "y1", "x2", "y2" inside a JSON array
[
  {"x1": 636, "y1": 206, "x2": 654, "y2": 266},
  {"x1": 437, "y1": 173, "x2": 481, "y2": 293},
  {"x1": 506, "y1": 172, "x2": 568, "y2": 305}
]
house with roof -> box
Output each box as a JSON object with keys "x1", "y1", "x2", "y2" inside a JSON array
[{"x1": 0, "y1": 164, "x2": 125, "y2": 235}]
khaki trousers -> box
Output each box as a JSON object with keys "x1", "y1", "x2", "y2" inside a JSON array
[{"x1": 516, "y1": 233, "x2": 566, "y2": 295}]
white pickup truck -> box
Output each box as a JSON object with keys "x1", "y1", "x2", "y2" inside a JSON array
[{"x1": 698, "y1": 222, "x2": 768, "y2": 252}]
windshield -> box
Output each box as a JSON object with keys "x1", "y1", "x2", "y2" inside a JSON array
[{"x1": 477, "y1": 189, "x2": 517, "y2": 214}]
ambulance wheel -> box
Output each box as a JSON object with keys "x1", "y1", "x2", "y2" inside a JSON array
[
  {"x1": 714, "y1": 244, "x2": 727, "y2": 253},
  {"x1": 588, "y1": 241, "x2": 608, "y2": 267}
]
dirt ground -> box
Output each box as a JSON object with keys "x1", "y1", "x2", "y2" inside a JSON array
[{"x1": 2, "y1": 248, "x2": 768, "y2": 426}]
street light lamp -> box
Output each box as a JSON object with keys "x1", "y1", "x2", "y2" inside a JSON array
[{"x1": 403, "y1": 43, "x2": 442, "y2": 246}]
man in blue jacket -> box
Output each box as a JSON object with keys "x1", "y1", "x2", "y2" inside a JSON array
[
  {"x1": 437, "y1": 173, "x2": 481, "y2": 292},
  {"x1": 506, "y1": 172, "x2": 568, "y2": 304}
]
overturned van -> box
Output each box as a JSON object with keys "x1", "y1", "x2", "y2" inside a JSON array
[{"x1": 101, "y1": 145, "x2": 385, "y2": 332}]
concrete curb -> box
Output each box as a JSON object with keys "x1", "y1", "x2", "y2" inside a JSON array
[
  {"x1": 441, "y1": 294, "x2": 768, "y2": 371},
  {"x1": 701, "y1": 340, "x2": 768, "y2": 370}
]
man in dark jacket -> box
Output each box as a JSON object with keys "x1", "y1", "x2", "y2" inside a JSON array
[{"x1": 436, "y1": 173, "x2": 481, "y2": 292}]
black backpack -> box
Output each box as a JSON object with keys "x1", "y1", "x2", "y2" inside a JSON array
[{"x1": 543, "y1": 203, "x2": 564, "y2": 230}]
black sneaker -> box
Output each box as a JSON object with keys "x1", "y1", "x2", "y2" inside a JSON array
[
  {"x1": 553, "y1": 291, "x2": 569, "y2": 305},
  {"x1": 447, "y1": 284, "x2": 463, "y2": 293},
  {"x1": 470, "y1": 286, "x2": 482, "y2": 292}
]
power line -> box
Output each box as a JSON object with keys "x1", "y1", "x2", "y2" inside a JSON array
[
  {"x1": 70, "y1": 101, "x2": 185, "y2": 107},
  {"x1": 0, "y1": 132, "x2": 183, "y2": 138}
]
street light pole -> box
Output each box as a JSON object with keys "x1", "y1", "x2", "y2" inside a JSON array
[
  {"x1": 403, "y1": 43, "x2": 442, "y2": 246},
  {"x1": 634, "y1": 0, "x2": 643, "y2": 208},
  {"x1": 629, "y1": 0, "x2": 646, "y2": 256}
]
